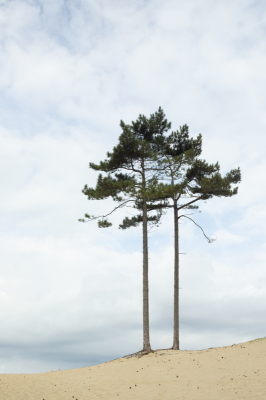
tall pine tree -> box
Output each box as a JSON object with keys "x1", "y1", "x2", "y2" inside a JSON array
[
  {"x1": 80, "y1": 108, "x2": 170, "y2": 353},
  {"x1": 154, "y1": 126, "x2": 241, "y2": 349},
  {"x1": 80, "y1": 109, "x2": 241, "y2": 353}
]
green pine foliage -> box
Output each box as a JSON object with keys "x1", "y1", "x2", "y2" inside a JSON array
[
  {"x1": 79, "y1": 108, "x2": 242, "y2": 352},
  {"x1": 80, "y1": 107, "x2": 172, "y2": 227},
  {"x1": 152, "y1": 125, "x2": 241, "y2": 213}
]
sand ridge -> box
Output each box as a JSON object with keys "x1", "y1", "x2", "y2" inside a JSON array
[{"x1": 1, "y1": 337, "x2": 266, "y2": 399}]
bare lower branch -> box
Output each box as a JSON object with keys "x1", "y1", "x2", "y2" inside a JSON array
[
  {"x1": 179, "y1": 215, "x2": 216, "y2": 243},
  {"x1": 80, "y1": 199, "x2": 135, "y2": 222}
]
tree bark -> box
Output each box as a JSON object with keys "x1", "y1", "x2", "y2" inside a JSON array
[
  {"x1": 172, "y1": 198, "x2": 179, "y2": 350},
  {"x1": 142, "y1": 170, "x2": 151, "y2": 353}
]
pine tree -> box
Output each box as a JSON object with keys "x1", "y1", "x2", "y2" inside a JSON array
[
  {"x1": 79, "y1": 107, "x2": 171, "y2": 353},
  {"x1": 154, "y1": 126, "x2": 241, "y2": 349},
  {"x1": 80, "y1": 109, "x2": 241, "y2": 354}
]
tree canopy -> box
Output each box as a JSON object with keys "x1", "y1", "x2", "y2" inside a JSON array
[{"x1": 80, "y1": 107, "x2": 241, "y2": 353}]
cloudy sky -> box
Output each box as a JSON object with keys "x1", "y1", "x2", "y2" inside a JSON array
[{"x1": 1, "y1": 0, "x2": 266, "y2": 374}]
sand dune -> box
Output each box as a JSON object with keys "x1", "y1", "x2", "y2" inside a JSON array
[{"x1": 1, "y1": 337, "x2": 265, "y2": 399}]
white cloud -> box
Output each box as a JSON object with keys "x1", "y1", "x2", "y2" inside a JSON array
[
  {"x1": 0, "y1": 0, "x2": 266, "y2": 373},
  {"x1": 212, "y1": 229, "x2": 248, "y2": 245}
]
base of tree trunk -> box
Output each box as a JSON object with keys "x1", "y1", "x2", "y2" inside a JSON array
[
  {"x1": 142, "y1": 345, "x2": 152, "y2": 354},
  {"x1": 171, "y1": 345, "x2": 179, "y2": 350},
  {"x1": 142, "y1": 350, "x2": 151, "y2": 356},
  {"x1": 123, "y1": 349, "x2": 154, "y2": 359}
]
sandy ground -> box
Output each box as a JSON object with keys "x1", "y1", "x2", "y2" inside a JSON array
[{"x1": 1, "y1": 337, "x2": 266, "y2": 400}]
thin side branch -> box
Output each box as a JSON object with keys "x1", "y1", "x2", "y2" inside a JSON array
[
  {"x1": 179, "y1": 215, "x2": 216, "y2": 243},
  {"x1": 80, "y1": 199, "x2": 135, "y2": 222}
]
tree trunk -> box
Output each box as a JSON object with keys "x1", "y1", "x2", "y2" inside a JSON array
[
  {"x1": 172, "y1": 198, "x2": 179, "y2": 350},
  {"x1": 142, "y1": 168, "x2": 151, "y2": 353}
]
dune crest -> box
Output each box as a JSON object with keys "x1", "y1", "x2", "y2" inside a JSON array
[{"x1": 1, "y1": 338, "x2": 266, "y2": 399}]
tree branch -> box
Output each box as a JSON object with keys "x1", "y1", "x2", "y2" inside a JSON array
[
  {"x1": 130, "y1": 159, "x2": 142, "y2": 174},
  {"x1": 79, "y1": 199, "x2": 135, "y2": 222},
  {"x1": 179, "y1": 215, "x2": 216, "y2": 243},
  {"x1": 177, "y1": 196, "x2": 203, "y2": 211}
]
